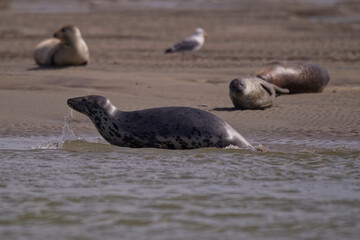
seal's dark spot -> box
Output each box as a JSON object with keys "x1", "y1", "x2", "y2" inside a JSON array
[{"x1": 166, "y1": 143, "x2": 175, "y2": 149}]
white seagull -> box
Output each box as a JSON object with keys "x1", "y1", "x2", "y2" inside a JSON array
[{"x1": 164, "y1": 28, "x2": 208, "y2": 57}]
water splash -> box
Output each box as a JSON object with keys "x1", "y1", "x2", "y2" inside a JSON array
[
  {"x1": 32, "y1": 110, "x2": 111, "y2": 151},
  {"x1": 33, "y1": 139, "x2": 63, "y2": 150},
  {"x1": 61, "y1": 111, "x2": 77, "y2": 141},
  {"x1": 32, "y1": 112, "x2": 78, "y2": 150}
]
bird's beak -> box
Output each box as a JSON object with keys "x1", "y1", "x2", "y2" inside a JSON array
[{"x1": 204, "y1": 32, "x2": 209, "y2": 38}]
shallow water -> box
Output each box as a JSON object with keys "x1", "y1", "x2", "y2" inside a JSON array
[{"x1": 0, "y1": 134, "x2": 359, "y2": 240}]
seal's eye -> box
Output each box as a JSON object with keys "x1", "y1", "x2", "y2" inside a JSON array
[{"x1": 61, "y1": 28, "x2": 66, "y2": 33}]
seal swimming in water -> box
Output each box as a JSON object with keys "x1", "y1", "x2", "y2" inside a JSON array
[
  {"x1": 229, "y1": 77, "x2": 289, "y2": 110},
  {"x1": 34, "y1": 24, "x2": 89, "y2": 66},
  {"x1": 67, "y1": 95, "x2": 255, "y2": 150},
  {"x1": 254, "y1": 61, "x2": 330, "y2": 93},
  {"x1": 164, "y1": 28, "x2": 208, "y2": 57}
]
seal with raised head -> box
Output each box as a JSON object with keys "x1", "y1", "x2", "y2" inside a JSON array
[
  {"x1": 34, "y1": 24, "x2": 89, "y2": 66},
  {"x1": 229, "y1": 77, "x2": 289, "y2": 110},
  {"x1": 255, "y1": 61, "x2": 330, "y2": 93},
  {"x1": 67, "y1": 95, "x2": 255, "y2": 150}
]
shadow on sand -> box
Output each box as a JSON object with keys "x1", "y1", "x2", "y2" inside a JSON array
[
  {"x1": 27, "y1": 65, "x2": 73, "y2": 71},
  {"x1": 212, "y1": 107, "x2": 268, "y2": 111},
  {"x1": 211, "y1": 107, "x2": 238, "y2": 111}
]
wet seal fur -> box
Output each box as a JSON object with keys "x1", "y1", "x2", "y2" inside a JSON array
[
  {"x1": 255, "y1": 61, "x2": 330, "y2": 93},
  {"x1": 229, "y1": 77, "x2": 289, "y2": 110},
  {"x1": 34, "y1": 25, "x2": 89, "y2": 66},
  {"x1": 67, "y1": 95, "x2": 255, "y2": 150}
]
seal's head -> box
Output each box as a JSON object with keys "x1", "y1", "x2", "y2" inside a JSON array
[
  {"x1": 229, "y1": 78, "x2": 247, "y2": 96},
  {"x1": 67, "y1": 95, "x2": 115, "y2": 118},
  {"x1": 53, "y1": 25, "x2": 82, "y2": 44}
]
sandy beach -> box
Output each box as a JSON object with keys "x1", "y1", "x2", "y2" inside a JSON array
[{"x1": 0, "y1": 0, "x2": 359, "y2": 148}]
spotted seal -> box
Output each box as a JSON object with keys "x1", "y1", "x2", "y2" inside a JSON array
[
  {"x1": 34, "y1": 24, "x2": 89, "y2": 66},
  {"x1": 67, "y1": 95, "x2": 255, "y2": 150},
  {"x1": 229, "y1": 77, "x2": 289, "y2": 110},
  {"x1": 254, "y1": 61, "x2": 330, "y2": 93}
]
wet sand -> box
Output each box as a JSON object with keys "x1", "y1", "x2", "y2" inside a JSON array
[{"x1": 0, "y1": 1, "x2": 359, "y2": 148}]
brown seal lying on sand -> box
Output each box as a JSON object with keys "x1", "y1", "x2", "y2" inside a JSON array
[
  {"x1": 67, "y1": 95, "x2": 256, "y2": 150},
  {"x1": 254, "y1": 61, "x2": 330, "y2": 93},
  {"x1": 34, "y1": 25, "x2": 89, "y2": 66},
  {"x1": 229, "y1": 77, "x2": 289, "y2": 110}
]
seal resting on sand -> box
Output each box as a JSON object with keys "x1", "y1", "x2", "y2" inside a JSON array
[
  {"x1": 255, "y1": 61, "x2": 330, "y2": 93},
  {"x1": 229, "y1": 77, "x2": 289, "y2": 110},
  {"x1": 34, "y1": 24, "x2": 89, "y2": 66},
  {"x1": 67, "y1": 95, "x2": 255, "y2": 150}
]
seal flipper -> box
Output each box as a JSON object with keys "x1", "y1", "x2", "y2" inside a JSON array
[
  {"x1": 272, "y1": 84, "x2": 290, "y2": 95},
  {"x1": 259, "y1": 77, "x2": 289, "y2": 96},
  {"x1": 259, "y1": 81, "x2": 276, "y2": 97}
]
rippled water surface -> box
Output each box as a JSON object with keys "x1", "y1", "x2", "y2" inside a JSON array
[{"x1": 0, "y1": 136, "x2": 359, "y2": 240}]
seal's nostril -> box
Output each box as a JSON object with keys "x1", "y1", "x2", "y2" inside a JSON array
[{"x1": 230, "y1": 79, "x2": 239, "y2": 88}]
